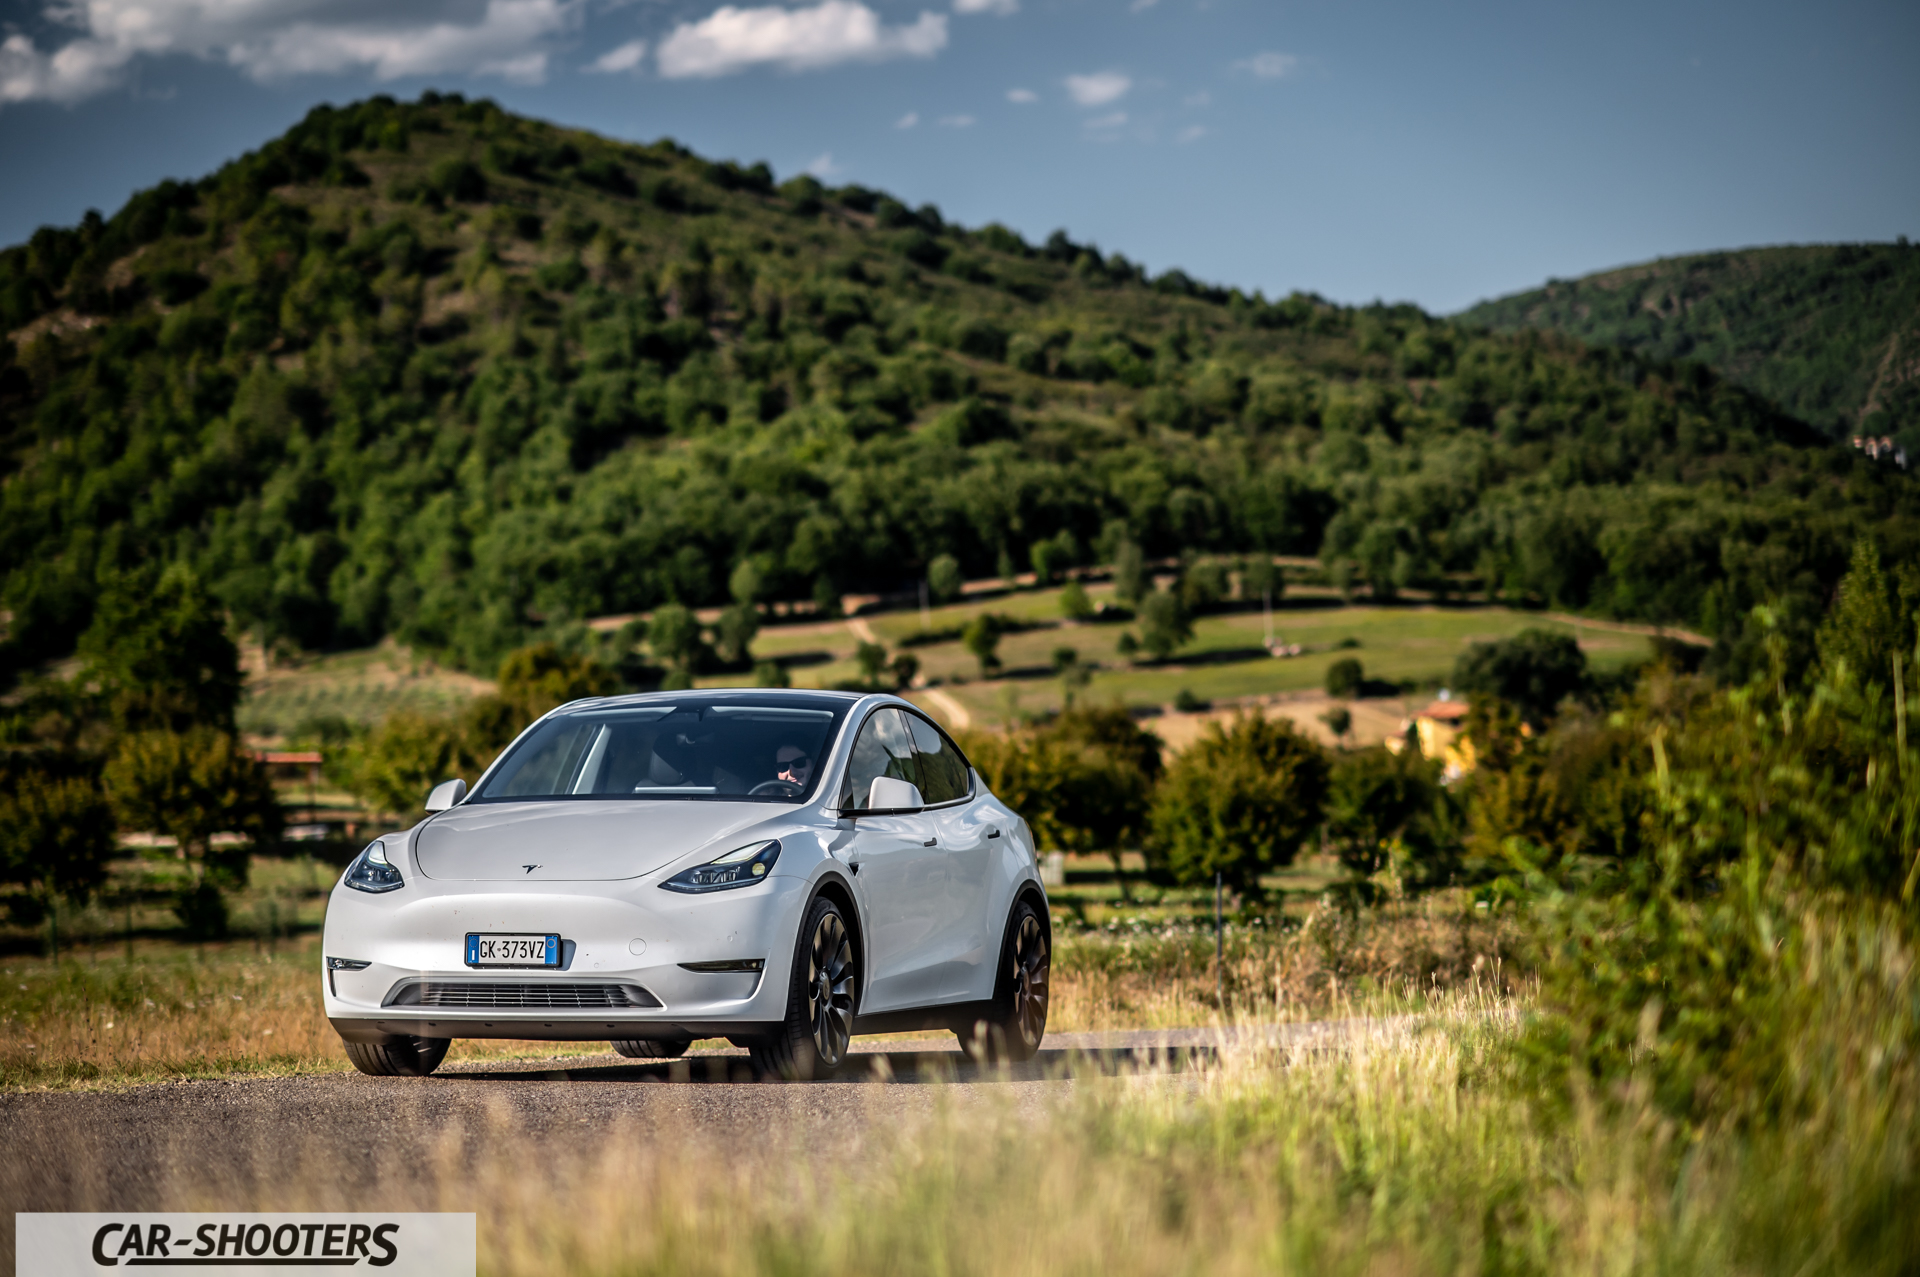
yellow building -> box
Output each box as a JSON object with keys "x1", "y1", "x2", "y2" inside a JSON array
[{"x1": 1385, "y1": 697, "x2": 1476, "y2": 781}]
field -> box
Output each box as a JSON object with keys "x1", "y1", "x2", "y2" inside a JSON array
[
  {"x1": 7, "y1": 978, "x2": 1911, "y2": 1277},
  {"x1": 234, "y1": 585, "x2": 1668, "y2": 752}
]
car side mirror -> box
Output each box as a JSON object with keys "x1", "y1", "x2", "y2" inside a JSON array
[
  {"x1": 425, "y1": 778, "x2": 467, "y2": 813},
  {"x1": 854, "y1": 776, "x2": 924, "y2": 814}
]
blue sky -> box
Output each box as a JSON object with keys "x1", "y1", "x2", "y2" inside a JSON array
[{"x1": 2, "y1": 0, "x2": 1914, "y2": 312}]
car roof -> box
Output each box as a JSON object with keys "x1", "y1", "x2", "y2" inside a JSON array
[{"x1": 552, "y1": 687, "x2": 867, "y2": 715}]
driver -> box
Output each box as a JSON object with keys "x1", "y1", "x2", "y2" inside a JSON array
[{"x1": 773, "y1": 745, "x2": 813, "y2": 789}]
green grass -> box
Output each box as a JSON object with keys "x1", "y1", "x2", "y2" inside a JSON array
[
  {"x1": 237, "y1": 640, "x2": 495, "y2": 739},
  {"x1": 727, "y1": 582, "x2": 1655, "y2": 728}
]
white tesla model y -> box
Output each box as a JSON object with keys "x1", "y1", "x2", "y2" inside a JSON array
[{"x1": 322, "y1": 689, "x2": 1050, "y2": 1079}]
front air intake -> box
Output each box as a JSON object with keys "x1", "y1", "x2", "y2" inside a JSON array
[{"x1": 383, "y1": 981, "x2": 662, "y2": 1009}]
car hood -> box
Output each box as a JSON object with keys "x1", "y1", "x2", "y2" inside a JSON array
[{"x1": 413, "y1": 801, "x2": 776, "y2": 882}]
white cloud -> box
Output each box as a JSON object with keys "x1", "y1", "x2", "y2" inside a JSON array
[
  {"x1": 806, "y1": 151, "x2": 841, "y2": 177},
  {"x1": 1005, "y1": 86, "x2": 1035, "y2": 103},
  {"x1": 586, "y1": 38, "x2": 648, "y2": 73},
  {"x1": 1235, "y1": 50, "x2": 1297, "y2": 78},
  {"x1": 2, "y1": 31, "x2": 133, "y2": 104},
  {"x1": 1084, "y1": 110, "x2": 1125, "y2": 129},
  {"x1": 2, "y1": 0, "x2": 580, "y2": 103},
  {"x1": 1065, "y1": 69, "x2": 1129, "y2": 106},
  {"x1": 952, "y1": 0, "x2": 1016, "y2": 13},
  {"x1": 895, "y1": 109, "x2": 918, "y2": 128},
  {"x1": 1176, "y1": 124, "x2": 1204, "y2": 143},
  {"x1": 656, "y1": 1, "x2": 947, "y2": 78},
  {"x1": 936, "y1": 112, "x2": 972, "y2": 127}
]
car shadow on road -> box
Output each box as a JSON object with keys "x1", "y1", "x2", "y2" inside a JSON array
[{"x1": 437, "y1": 1043, "x2": 1213, "y2": 1086}]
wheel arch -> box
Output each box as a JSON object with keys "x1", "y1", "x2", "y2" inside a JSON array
[{"x1": 808, "y1": 871, "x2": 867, "y2": 1000}]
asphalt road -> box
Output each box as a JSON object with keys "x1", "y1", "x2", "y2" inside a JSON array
[{"x1": 0, "y1": 1021, "x2": 1367, "y2": 1258}]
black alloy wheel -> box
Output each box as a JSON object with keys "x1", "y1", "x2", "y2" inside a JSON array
[
  {"x1": 612, "y1": 1038, "x2": 692, "y2": 1059},
  {"x1": 962, "y1": 898, "x2": 1050, "y2": 1063},
  {"x1": 344, "y1": 1035, "x2": 451, "y2": 1077},
  {"x1": 751, "y1": 896, "x2": 858, "y2": 1081}
]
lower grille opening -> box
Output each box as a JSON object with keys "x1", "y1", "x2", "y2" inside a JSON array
[{"x1": 384, "y1": 981, "x2": 661, "y2": 1010}]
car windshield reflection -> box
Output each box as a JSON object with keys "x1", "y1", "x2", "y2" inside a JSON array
[{"x1": 470, "y1": 695, "x2": 849, "y2": 803}]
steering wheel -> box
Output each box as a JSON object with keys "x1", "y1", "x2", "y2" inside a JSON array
[{"x1": 749, "y1": 779, "x2": 804, "y2": 798}]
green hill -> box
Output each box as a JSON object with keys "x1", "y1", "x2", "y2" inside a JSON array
[
  {"x1": 2, "y1": 93, "x2": 1915, "y2": 683},
  {"x1": 1458, "y1": 244, "x2": 1920, "y2": 444}
]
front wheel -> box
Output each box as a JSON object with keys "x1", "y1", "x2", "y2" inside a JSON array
[
  {"x1": 750, "y1": 895, "x2": 858, "y2": 1081},
  {"x1": 344, "y1": 1036, "x2": 450, "y2": 1077},
  {"x1": 960, "y1": 898, "x2": 1049, "y2": 1063}
]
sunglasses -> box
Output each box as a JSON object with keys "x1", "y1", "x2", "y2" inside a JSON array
[{"x1": 777, "y1": 755, "x2": 812, "y2": 772}]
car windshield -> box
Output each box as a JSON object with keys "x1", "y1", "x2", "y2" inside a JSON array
[{"x1": 470, "y1": 696, "x2": 850, "y2": 804}]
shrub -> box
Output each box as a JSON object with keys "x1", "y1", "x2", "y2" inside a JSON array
[
  {"x1": 1451, "y1": 628, "x2": 1588, "y2": 727},
  {"x1": 1326, "y1": 657, "x2": 1364, "y2": 698},
  {"x1": 1060, "y1": 579, "x2": 1093, "y2": 621},
  {"x1": 928, "y1": 555, "x2": 964, "y2": 603},
  {"x1": 1149, "y1": 714, "x2": 1328, "y2": 897},
  {"x1": 1138, "y1": 590, "x2": 1192, "y2": 661}
]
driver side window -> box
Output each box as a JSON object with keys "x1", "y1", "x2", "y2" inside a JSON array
[{"x1": 843, "y1": 708, "x2": 921, "y2": 808}]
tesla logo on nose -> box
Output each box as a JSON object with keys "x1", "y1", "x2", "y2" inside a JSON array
[{"x1": 522, "y1": 864, "x2": 540, "y2": 874}]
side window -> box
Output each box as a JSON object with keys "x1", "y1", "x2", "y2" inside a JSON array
[
  {"x1": 842, "y1": 708, "x2": 921, "y2": 808},
  {"x1": 906, "y1": 713, "x2": 972, "y2": 805}
]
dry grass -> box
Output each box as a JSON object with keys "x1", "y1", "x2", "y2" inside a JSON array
[
  {"x1": 9, "y1": 979, "x2": 1910, "y2": 1277},
  {"x1": 0, "y1": 900, "x2": 1518, "y2": 1091}
]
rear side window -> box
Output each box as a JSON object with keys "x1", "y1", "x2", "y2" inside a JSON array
[
  {"x1": 843, "y1": 708, "x2": 920, "y2": 808},
  {"x1": 906, "y1": 713, "x2": 972, "y2": 805}
]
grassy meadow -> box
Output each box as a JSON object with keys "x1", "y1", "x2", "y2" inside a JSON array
[
  {"x1": 0, "y1": 845, "x2": 1516, "y2": 1092},
  {"x1": 13, "y1": 968, "x2": 1913, "y2": 1277}
]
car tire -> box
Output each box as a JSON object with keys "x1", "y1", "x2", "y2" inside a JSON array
[
  {"x1": 750, "y1": 895, "x2": 858, "y2": 1081},
  {"x1": 611, "y1": 1038, "x2": 691, "y2": 1059},
  {"x1": 959, "y1": 896, "x2": 1050, "y2": 1063},
  {"x1": 343, "y1": 1036, "x2": 451, "y2": 1077}
]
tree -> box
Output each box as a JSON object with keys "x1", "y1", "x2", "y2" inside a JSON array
[
  {"x1": 1060, "y1": 579, "x2": 1093, "y2": 621},
  {"x1": 1326, "y1": 657, "x2": 1364, "y2": 699},
  {"x1": 965, "y1": 706, "x2": 1162, "y2": 890},
  {"x1": 1113, "y1": 541, "x2": 1148, "y2": 605},
  {"x1": 1452, "y1": 628, "x2": 1589, "y2": 728},
  {"x1": 1321, "y1": 705, "x2": 1352, "y2": 740},
  {"x1": 649, "y1": 603, "x2": 706, "y2": 683},
  {"x1": 1149, "y1": 714, "x2": 1329, "y2": 898},
  {"x1": 1815, "y1": 538, "x2": 1913, "y2": 688},
  {"x1": 889, "y1": 652, "x2": 920, "y2": 689},
  {"x1": 1137, "y1": 590, "x2": 1192, "y2": 661},
  {"x1": 728, "y1": 557, "x2": 766, "y2": 608},
  {"x1": 1178, "y1": 558, "x2": 1228, "y2": 613},
  {"x1": 105, "y1": 727, "x2": 282, "y2": 886},
  {"x1": 855, "y1": 641, "x2": 889, "y2": 685},
  {"x1": 715, "y1": 603, "x2": 760, "y2": 666},
  {"x1": 962, "y1": 615, "x2": 1002, "y2": 676},
  {"x1": 1245, "y1": 555, "x2": 1283, "y2": 646},
  {"x1": 0, "y1": 768, "x2": 116, "y2": 942},
  {"x1": 928, "y1": 554, "x2": 964, "y2": 604},
  {"x1": 78, "y1": 566, "x2": 243, "y2": 733},
  {"x1": 345, "y1": 710, "x2": 468, "y2": 819},
  {"x1": 1324, "y1": 745, "x2": 1454, "y2": 885}
]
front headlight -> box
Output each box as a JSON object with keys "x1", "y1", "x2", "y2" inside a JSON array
[
  {"x1": 660, "y1": 839, "x2": 782, "y2": 894},
  {"x1": 343, "y1": 839, "x2": 404, "y2": 894}
]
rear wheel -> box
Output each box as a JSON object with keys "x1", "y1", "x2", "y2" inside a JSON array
[
  {"x1": 750, "y1": 896, "x2": 858, "y2": 1081},
  {"x1": 960, "y1": 898, "x2": 1049, "y2": 1063},
  {"x1": 344, "y1": 1036, "x2": 450, "y2": 1077},
  {"x1": 611, "y1": 1038, "x2": 691, "y2": 1059}
]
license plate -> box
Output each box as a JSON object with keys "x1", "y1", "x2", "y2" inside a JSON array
[{"x1": 466, "y1": 933, "x2": 560, "y2": 968}]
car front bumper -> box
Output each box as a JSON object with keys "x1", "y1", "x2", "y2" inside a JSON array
[{"x1": 321, "y1": 872, "x2": 809, "y2": 1045}]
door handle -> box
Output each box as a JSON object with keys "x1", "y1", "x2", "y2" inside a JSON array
[
  {"x1": 987, "y1": 828, "x2": 1001, "y2": 839},
  {"x1": 922, "y1": 838, "x2": 937, "y2": 847},
  {"x1": 846, "y1": 856, "x2": 861, "y2": 875}
]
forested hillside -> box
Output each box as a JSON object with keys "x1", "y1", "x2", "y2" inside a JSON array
[
  {"x1": 1459, "y1": 244, "x2": 1920, "y2": 445},
  {"x1": 3, "y1": 93, "x2": 1916, "y2": 682}
]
